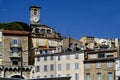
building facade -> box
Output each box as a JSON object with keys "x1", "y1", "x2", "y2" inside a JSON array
[
  {"x1": 0, "y1": 30, "x2": 32, "y2": 79},
  {"x1": 29, "y1": 5, "x2": 85, "y2": 80},
  {"x1": 80, "y1": 36, "x2": 120, "y2": 80},
  {"x1": 115, "y1": 57, "x2": 120, "y2": 80},
  {"x1": 84, "y1": 50, "x2": 117, "y2": 80},
  {"x1": 34, "y1": 49, "x2": 84, "y2": 80}
]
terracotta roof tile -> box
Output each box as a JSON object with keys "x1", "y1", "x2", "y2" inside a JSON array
[{"x1": 2, "y1": 30, "x2": 30, "y2": 35}]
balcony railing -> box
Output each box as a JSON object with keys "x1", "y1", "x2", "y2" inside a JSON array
[
  {"x1": 0, "y1": 61, "x2": 28, "y2": 66},
  {"x1": 10, "y1": 43, "x2": 22, "y2": 48}
]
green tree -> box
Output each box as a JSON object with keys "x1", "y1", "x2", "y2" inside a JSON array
[{"x1": 0, "y1": 22, "x2": 30, "y2": 31}]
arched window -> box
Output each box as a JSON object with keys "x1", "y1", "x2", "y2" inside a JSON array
[{"x1": 34, "y1": 9, "x2": 37, "y2": 15}]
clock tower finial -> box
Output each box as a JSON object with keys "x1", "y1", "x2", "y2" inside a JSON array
[{"x1": 30, "y1": 5, "x2": 41, "y2": 25}]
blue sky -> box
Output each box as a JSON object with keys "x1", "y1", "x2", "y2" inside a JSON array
[{"x1": 0, "y1": 0, "x2": 120, "y2": 40}]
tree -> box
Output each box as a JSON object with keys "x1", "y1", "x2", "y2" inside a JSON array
[{"x1": 0, "y1": 22, "x2": 30, "y2": 31}]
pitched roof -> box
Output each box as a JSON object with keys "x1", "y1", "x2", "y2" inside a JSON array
[{"x1": 2, "y1": 30, "x2": 30, "y2": 35}]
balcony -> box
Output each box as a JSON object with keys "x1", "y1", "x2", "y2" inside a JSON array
[
  {"x1": 10, "y1": 53, "x2": 21, "y2": 61},
  {"x1": 10, "y1": 43, "x2": 22, "y2": 48}
]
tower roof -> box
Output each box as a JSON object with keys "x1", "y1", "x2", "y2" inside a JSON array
[{"x1": 29, "y1": 5, "x2": 41, "y2": 9}]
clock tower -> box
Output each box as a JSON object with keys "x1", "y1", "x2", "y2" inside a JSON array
[{"x1": 30, "y1": 5, "x2": 40, "y2": 25}]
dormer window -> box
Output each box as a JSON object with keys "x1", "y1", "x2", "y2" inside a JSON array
[
  {"x1": 35, "y1": 28, "x2": 39, "y2": 33},
  {"x1": 70, "y1": 43, "x2": 73, "y2": 48},
  {"x1": 41, "y1": 29, "x2": 45, "y2": 33},
  {"x1": 47, "y1": 29, "x2": 51, "y2": 34},
  {"x1": 75, "y1": 43, "x2": 78, "y2": 47}
]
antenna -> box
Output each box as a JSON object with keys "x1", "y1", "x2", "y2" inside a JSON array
[{"x1": 68, "y1": 34, "x2": 71, "y2": 48}]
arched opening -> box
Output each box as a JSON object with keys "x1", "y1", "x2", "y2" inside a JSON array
[
  {"x1": 118, "y1": 77, "x2": 120, "y2": 80},
  {"x1": 11, "y1": 75, "x2": 24, "y2": 79}
]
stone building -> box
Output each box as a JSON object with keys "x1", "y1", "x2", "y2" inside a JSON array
[
  {"x1": 84, "y1": 49, "x2": 117, "y2": 80},
  {"x1": 0, "y1": 30, "x2": 32, "y2": 79},
  {"x1": 115, "y1": 57, "x2": 120, "y2": 80},
  {"x1": 80, "y1": 36, "x2": 120, "y2": 80},
  {"x1": 29, "y1": 5, "x2": 62, "y2": 65},
  {"x1": 29, "y1": 5, "x2": 84, "y2": 80}
]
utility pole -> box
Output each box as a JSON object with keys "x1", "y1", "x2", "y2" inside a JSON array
[
  {"x1": 20, "y1": 51, "x2": 23, "y2": 79},
  {"x1": 20, "y1": 47, "x2": 38, "y2": 79}
]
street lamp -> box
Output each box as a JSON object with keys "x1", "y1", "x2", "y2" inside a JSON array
[{"x1": 20, "y1": 47, "x2": 38, "y2": 79}]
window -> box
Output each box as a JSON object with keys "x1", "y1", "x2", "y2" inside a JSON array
[
  {"x1": 50, "y1": 56, "x2": 54, "y2": 60},
  {"x1": 39, "y1": 50, "x2": 43, "y2": 54},
  {"x1": 97, "y1": 73, "x2": 101, "y2": 80},
  {"x1": 75, "y1": 43, "x2": 78, "y2": 47},
  {"x1": 107, "y1": 61, "x2": 113, "y2": 67},
  {"x1": 40, "y1": 39, "x2": 44, "y2": 45},
  {"x1": 12, "y1": 61, "x2": 18, "y2": 65},
  {"x1": 106, "y1": 53, "x2": 114, "y2": 58},
  {"x1": 96, "y1": 62, "x2": 101, "y2": 68},
  {"x1": 44, "y1": 65, "x2": 47, "y2": 71},
  {"x1": 35, "y1": 28, "x2": 39, "y2": 33},
  {"x1": 50, "y1": 75, "x2": 54, "y2": 78},
  {"x1": 85, "y1": 63, "x2": 91, "y2": 69},
  {"x1": 44, "y1": 75, "x2": 47, "y2": 78},
  {"x1": 106, "y1": 55, "x2": 113, "y2": 58},
  {"x1": 50, "y1": 64, "x2": 54, "y2": 71},
  {"x1": 119, "y1": 60, "x2": 120, "y2": 67},
  {"x1": 75, "y1": 73, "x2": 79, "y2": 80},
  {"x1": 66, "y1": 74, "x2": 70, "y2": 77},
  {"x1": 70, "y1": 43, "x2": 73, "y2": 48},
  {"x1": 58, "y1": 64, "x2": 62, "y2": 71},
  {"x1": 58, "y1": 55, "x2": 61, "y2": 61},
  {"x1": 12, "y1": 47, "x2": 18, "y2": 53},
  {"x1": 75, "y1": 53, "x2": 79, "y2": 59},
  {"x1": 66, "y1": 63, "x2": 70, "y2": 70},
  {"x1": 35, "y1": 66, "x2": 40, "y2": 72},
  {"x1": 44, "y1": 56, "x2": 47, "y2": 61},
  {"x1": 41, "y1": 29, "x2": 45, "y2": 33},
  {"x1": 86, "y1": 73, "x2": 90, "y2": 80},
  {"x1": 37, "y1": 57, "x2": 40, "y2": 62},
  {"x1": 0, "y1": 42, "x2": 2, "y2": 46},
  {"x1": 33, "y1": 39, "x2": 36, "y2": 43},
  {"x1": 47, "y1": 29, "x2": 51, "y2": 34},
  {"x1": 37, "y1": 76, "x2": 40, "y2": 78},
  {"x1": 98, "y1": 53, "x2": 105, "y2": 58},
  {"x1": 108, "y1": 72, "x2": 113, "y2": 80},
  {"x1": 66, "y1": 54, "x2": 70, "y2": 60},
  {"x1": 44, "y1": 50, "x2": 48, "y2": 54},
  {"x1": 75, "y1": 62, "x2": 79, "y2": 69},
  {"x1": 34, "y1": 9, "x2": 37, "y2": 15},
  {"x1": 72, "y1": 47, "x2": 76, "y2": 51},
  {"x1": 12, "y1": 39, "x2": 19, "y2": 44},
  {"x1": 58, "y1": 74, "x2": 61, "y2": 77}
]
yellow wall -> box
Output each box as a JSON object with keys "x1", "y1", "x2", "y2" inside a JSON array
[
  {"x1": 32, "y1": 38, "x2": 48, "y2": 47},
  {"x1": 32, "y1": 38, "x2": 62, "y2": 47},
  {"x1": 0, "y1": 58, "x2": 2, "y2": 65}
]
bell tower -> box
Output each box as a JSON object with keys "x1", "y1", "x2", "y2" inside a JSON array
[{"x1": 30, "y1": 5, "x2": 40, "y2": 25}]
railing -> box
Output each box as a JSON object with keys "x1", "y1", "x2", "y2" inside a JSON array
[
  {"x1": 0, "y1": 61, "x2": 28, "y2": 66},
  {"x1": 10, "y1": 43, "x2": 22, "y2": 48}
]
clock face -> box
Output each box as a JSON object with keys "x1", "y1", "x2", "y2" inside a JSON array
[{"x1": 33, "y1": 17, "x2": 39, "y2": 23}]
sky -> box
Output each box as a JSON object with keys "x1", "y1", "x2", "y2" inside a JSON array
[{"x1": 0, "y1": 0, "x2": 120, "y2": 40}]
